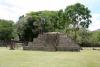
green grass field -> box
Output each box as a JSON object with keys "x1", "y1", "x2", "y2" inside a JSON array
[{"x1": 0, "y1": 47, "x2": 100, "y2": 67}]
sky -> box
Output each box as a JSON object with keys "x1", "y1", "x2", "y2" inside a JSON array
[{"x1": 0, "y1": 0, "x2": 100, "y2": 31}]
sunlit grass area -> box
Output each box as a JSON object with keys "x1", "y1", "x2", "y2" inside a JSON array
[{"x1": 0, "y1": 47, "x2": 100, "y2": 67}]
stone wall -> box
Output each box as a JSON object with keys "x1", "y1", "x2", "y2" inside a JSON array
[
  {"x1": 57, "y1": 34, "x2": 80, "y2": 51},
  {"x1": 23, "y1": 32, "x2": 80, "y2": 51}
]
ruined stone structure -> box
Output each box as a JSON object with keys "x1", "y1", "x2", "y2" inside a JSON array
[{"x1": 23, "y1": 32, "x2": 81, "y2": 51}]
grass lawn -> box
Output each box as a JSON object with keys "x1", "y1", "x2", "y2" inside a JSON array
[{"x1": 0, "y1": 47, "x2": 100, "y2": 67}]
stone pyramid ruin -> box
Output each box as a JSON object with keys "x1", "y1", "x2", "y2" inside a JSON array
[{"x1": 23, "y1": 32, "x2": 81, "y2": 51}]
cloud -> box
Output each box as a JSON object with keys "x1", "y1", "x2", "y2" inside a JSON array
[
  {"x1": 0, "y1": 0, "x2": 100, "y2": 31},
  {"x1": 0, "y1": 0, "x2": 80, "y2": 22},
  {"x1": 89, "y1": 13, "x2": 100, "y2": 31}
]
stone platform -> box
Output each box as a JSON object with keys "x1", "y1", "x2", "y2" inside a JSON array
[{"x1": 23, "y1": 32, "x2": 80, "y2": 51}]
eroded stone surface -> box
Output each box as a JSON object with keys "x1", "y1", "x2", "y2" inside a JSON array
[{"x1": 23, "y1": 32, "x2": 80, "y2": 51}]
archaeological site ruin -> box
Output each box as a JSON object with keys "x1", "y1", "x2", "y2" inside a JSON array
[{"x1": 23, "y1": 32, "x2": 81, "y2": 51}]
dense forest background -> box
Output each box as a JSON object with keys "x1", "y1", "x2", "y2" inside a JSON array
[{"x1": 0, "y1": 3, "x2": 100, "y2": 47}]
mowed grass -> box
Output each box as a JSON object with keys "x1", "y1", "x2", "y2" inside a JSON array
[{"x1": 0, "y1": 47, "x2": 100, "y2": 67}]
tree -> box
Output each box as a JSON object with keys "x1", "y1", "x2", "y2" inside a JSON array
[
  {"x1": 53, "y1": 9, "x2": 67, "y2": 32},
  {"x1": 90, "y1": 30, "x2": 100, "y2": 43},
  {"x1": 16, "y1": 10, "x2": 68, "y2": 42},
  {"x1": 65, "y1": 3, "x2": 92, "y2": 41},
  {"x1": 77, "y1": 29, "x2": 91, "y2": 45},
  {"x1": 0, "y1": 19, "x2": 14, "y2": 40},
  {"x1": 16, "y1": 15, "x2": 40, "y2": 42},
  {"x1": 16, "y1": 4, "x2": 92, "y2": 43}
]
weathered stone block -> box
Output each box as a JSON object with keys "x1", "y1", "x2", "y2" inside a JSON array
[{"x1": 23, "y1": 32, "x2": 80, "y2": 51}]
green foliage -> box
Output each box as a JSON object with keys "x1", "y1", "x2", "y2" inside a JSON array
[
  {"x1": 16, "y1": 10, "x2": 68, "y2": 41},
  {"x1": 0, "y1": 19, "x2": 14, "y2": 40},
  {"x1": 65, "y1": 3, "x2": 92, "y2": 28},
  {"x1": 16, "y1": 3, "x2": 92, "y2": 43},
  {"x1": 90, "y1": 30, "x2": 100, "y2": 43},
  {"x1": 64, "y1": 3, "x2": 92, "y2": 41},
  {"x1": 0, "y1": 3, "x2": 99, "y2": 47},
  {"x1": 16, "y1": 15, "x2": 40, "y2": 41},
  {"x1": 77, "y1": 29, "x2": 91, "y2": 43}
]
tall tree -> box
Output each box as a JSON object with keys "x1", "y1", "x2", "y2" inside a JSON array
[
  {"x1": 16, "y1": 11, "x2": 62, "y2": 42},
  {"x1": 0, "y1": 19, "x2": 14, "y2": 40},
  {"x1": 16, "y1": 15, "x2": 40, "y2": 42},
  {"x1": 65, "y1": 3, "x2": 92, "y2": 41}
]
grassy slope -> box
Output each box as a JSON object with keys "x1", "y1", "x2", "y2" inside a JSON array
[{"x1": 0, "y1": 47, "x2": 100, "y2": 67}]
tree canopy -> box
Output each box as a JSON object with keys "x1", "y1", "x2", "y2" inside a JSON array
[
  {"x1": 65, "y1": 3, "x2": 92, "y2": 29},
  {"x1": 0, "y1": 19, "x2": 14, "y2": 40},
  {"x1": 64, "y1": 3, "x2": 92, "y2": 41},
  {"x1": 16, "y1": 10, "x2": 68, "y2": 41},
  {"x1": 16, "y1": 3, "x2": 92, "y2": 42},
  {"x1": 1, "y1": 3, "x2": 100, "y2": 47}
]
